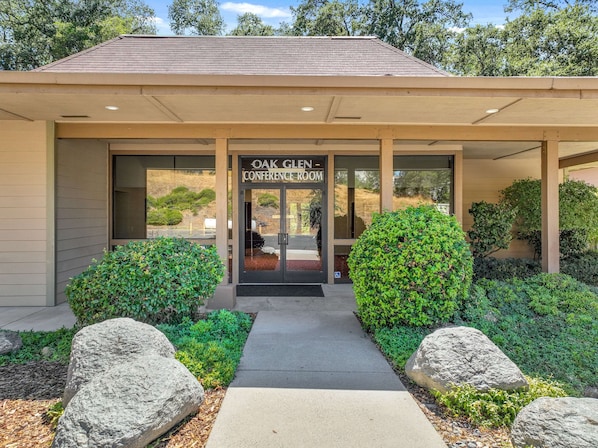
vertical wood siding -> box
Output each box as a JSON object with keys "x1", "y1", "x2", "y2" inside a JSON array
[
  {"x1": 0, "y1": 121, "x2": 50, "y2": 306},
  {"x1": 55, "y1": 140, "x2": 108, "y2": 304}
]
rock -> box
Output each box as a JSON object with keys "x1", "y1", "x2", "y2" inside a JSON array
[
  {"x1": 52, "y1": 354, "x2": 204, "y2": 448},
  {"x1": 63, "y1": 318, "x2": 175, "y2": 405},
  {"x1": 405, "y1": 326, "x2": 528, "y2": 393},
  {"x1": 41, "y1": 346, "x2": 54, "y2": 358},
  {"x1": 584, "y1": 386, "x2": 598, "y2": 399},
  {"x1": 511, "y1": 397, "x2": 598, "y2": 448},
  {"x1": 0, "y1": 330, "x2": 22, "y2": 355}
]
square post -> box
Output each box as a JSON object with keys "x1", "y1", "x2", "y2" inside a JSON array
[
  {"x1": 380, "y1": 138, "x2": 394, "y2": 212},
  {"x1": 541, "y1": 140, "x2": 560, "y2": 273}
]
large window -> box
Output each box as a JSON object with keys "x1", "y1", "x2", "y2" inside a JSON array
[
  {"x1": 113, "y1": 155, "x2": 216, "y2": 240},
  {"x1": 334, "y1": 156, "x2": 380, "y2": 239},
  {"x1": 393, "y1": 155, "x2": 454, "y2": 214}
]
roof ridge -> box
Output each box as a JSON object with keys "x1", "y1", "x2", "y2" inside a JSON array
[
  {"x1": 33, "y1": 36, "x2": 125, "y2": 72},
  {"x1": 369, "y1": 38, "x2": 450, "y2": 77}
]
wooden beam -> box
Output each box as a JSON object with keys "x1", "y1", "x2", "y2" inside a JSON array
[
  {"x1": 560, "y1": 149, "x2": 598, "y2": 169},
  {"x1": 215, "y1": 138, "x2": 229, "y2": 284},
  {"x1": 55, "y1": 123, "x2": 598, "y2": 142},
  {"x1": 380, "y1": 139, "x2": 394, "y2": 212},
  {"x1": 541, "y1": 140, "x2": 560, "y2": 273}
]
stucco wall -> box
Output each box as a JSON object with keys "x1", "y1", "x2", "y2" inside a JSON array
[
  {"x1": 463, "y1": 158, "x2": 541, "y2": 259},
  {"x1": 55, "y1": 140, "x2": 108, "y2": 304},
  {"x1": 0, "y1": 121, "x2": 51, "y2": 306}
]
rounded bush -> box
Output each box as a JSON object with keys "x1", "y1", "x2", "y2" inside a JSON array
[
  {"x1": 66, "y1": 237, "x2": 224, "y2": 326},
  {"x1": 347, "y1": 206, "x2": 473, "y2": 329}
]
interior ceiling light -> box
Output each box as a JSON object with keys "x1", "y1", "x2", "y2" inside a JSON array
[
  {"x1": 485, "y1": 108, "x2": 500, "y2": 114},
  {"x1": 105, "y1": 105, "x2": 120, "y2": 111},
  {"x1": 301, "y1": 106, "x2": 314, "y2": 112}
]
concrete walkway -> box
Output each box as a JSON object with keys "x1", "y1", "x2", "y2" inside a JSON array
[
  {"x1": 1, "y1": 285, "x2": 446, "y2": 447},
  {"x1": 0, "y1": 301, "x2": 76, "y2": 331},
  {"x1": 206, "y1": 292, "x2": 446, "y2": 447}
]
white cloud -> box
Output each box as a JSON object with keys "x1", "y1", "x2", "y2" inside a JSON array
[
  {"x1": 448, "y1": 26, "x2": 466, "y2": 34},
  {"x1": 151, "y1": 16, "x2": 173, "y2": 36},
  {"x1": 221, "y1": 2, "x2": 291, "y2": 19}
]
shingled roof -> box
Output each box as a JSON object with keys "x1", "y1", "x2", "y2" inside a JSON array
[{"x1": 34, "y1": 35, "x2": 448, "y2": 77}]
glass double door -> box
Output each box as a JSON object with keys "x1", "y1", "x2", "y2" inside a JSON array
[{"x1": 240, "y1": 185, "x2": 325, "y2": 283}]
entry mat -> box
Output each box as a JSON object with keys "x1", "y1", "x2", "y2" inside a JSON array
[{"x1": 236, "y1": 284, "x2": 324, "y2": 297}]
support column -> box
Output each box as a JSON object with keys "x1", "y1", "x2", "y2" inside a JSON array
[
  {"x1": 380, "y1": 138, "x2": 394, "y2": 212},
  {"x1": 210, "y1": 138, "x2": 235, "y2": 308},
  {"x1": 541, "y1": 140, "x2": 560, "y2": 273}
]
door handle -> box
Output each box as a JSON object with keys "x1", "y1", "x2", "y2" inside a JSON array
[{"x1": 278, "y1": 233, "x2": 288, "y2": 245}]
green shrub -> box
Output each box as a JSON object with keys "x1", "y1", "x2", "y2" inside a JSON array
[
  {"x1": 147, "y1": 208, "x2": 183, "y2": 226},
  {"x1": 457, "y1": 274, "x2": 598, "y2": 394},
  {"x1": 562, "y1": 250, "x2": 598, "y2": 286},
  {"x1": 66, "y1": 238, "x2": 224, "y2": 326},
  {"x1": 432, "y1": 376, "x2": 568, "y2": 428},
  {"x1": 157, "y1": 310, "x2": 252, "y2": 389},
  {"x1": 500, "y1": 178, "x2": 598, "y2": 255},
  {"x1": 468, "y1": 201, "x2": 516, "y2": 258},
  {"x1": 373, "y1": 326, "x2": 431, "y2": 368},
  {"x1": 0, "y1": 327, "x2": 76, "y2": 366},
  {"x1": 473, "y1": 257, "x2": 540, "y2": 281},
  {"x1": 257, "y1": 192, "x2": 279, "y2": 209},
  {"x1": 348, "y1": 206, "x2": 473, "y2": 329},
  {"x1": 148, "y1": 187, "x2": 216, "y2": 215},
  {"x1": 522, "y1": 228, "x2": 589, "y2": 259}
]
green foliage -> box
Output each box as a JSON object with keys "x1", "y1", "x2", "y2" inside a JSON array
[
  {"x1": 373, "y1": 326, "x2": 430, "y2": 368},
  {"x1": 447, "y1": 3, "x2": 598, "y2": 76},
  {"x1": 168, "y1": 0, "x2": 224, "y2": 36},
  {"x1": 366, "y1": 0, "x2": 471, "y2": 68},
  {"x1": 348, "y1": 206, "x2": 473, "y2": 329},
  {"x1": 0, "y1": 327, "x2": 76, "y2": 366},
  {"x1": 432, "y1": 376, "x2": 568, "y2": 428},
  {"x1": 0, "y1": 0, "x2": 156, "y2": 70},
  {"x1": 473, "y1": 257, "x2": 541, "y2": 281},
  {"x1": 468, "y1": 201, "x2": 517, "y2": 258},
  {"x1": 229, "y1": 12, "x2": 275, "y2": 36},
  {"x1": 66, "y1": 238, "x2": 224, "y2": 326},
  {"x1": 257, "y1": 192, "x2": 279, "y2": 209},
  {"x1": 291, "y1": 0, "x2": 366, "y2": 36},
  {"x1": 456, "y1": 274, "x2": 598, "y2": 394},
  {"x1": 158, "y1": 310, "x2": 252, "y2": 388},
  {"x1": 148, "y1": 186, "x2": 215, "y2": 216},
  {"x1": 500, "y1": 178, "x2": 598, "y2": 256},
  {"x1": 561, "y1": 250, "x2": 598, "y2": 286},
  {"x1": 147, "y1": 208, "x2": 184, "y2": 226},
  {"x1": 46, "y1": 401, "x2": 65, "y2": 429}
]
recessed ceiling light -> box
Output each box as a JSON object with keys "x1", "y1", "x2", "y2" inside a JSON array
[
  {"x1": 301, "y1": 106, "x2": 314, "y2": 112},
  {"x1": 105, "y1": 105, "x2": 119, "y2": 111},
  {"x1": 485, "y1": 108, "x2": 499, "y2": 114}
]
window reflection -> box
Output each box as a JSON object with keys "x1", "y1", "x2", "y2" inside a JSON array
[{"x1": 113, "y1": 156, "x2": 216, "y2": 240}]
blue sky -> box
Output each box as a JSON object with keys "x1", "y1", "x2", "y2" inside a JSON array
[{"x1": 147, "y1": 1, "x2": 509, "y2": 36}]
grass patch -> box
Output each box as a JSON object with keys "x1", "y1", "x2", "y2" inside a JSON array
[
  {"x1": 157, "y1": 309, "x2": 253, "y2": 389},
  {"x1": 0, "y1": 327, "x2": 76, "y2": 366}
]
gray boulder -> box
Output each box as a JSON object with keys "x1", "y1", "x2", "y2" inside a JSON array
[
  {"x1": 52, "y1": 354, "x2": 204, "y2": 448},
  {"x1": 63, "y1": 318, "x2": 175, "y2": 405},
  {"x1": 511, "y1": 397, "x2": 598, "y2": 448},
  {"x1": 405, "y1": 326, "x2": 528, "y2": 393},
  {"x1": 0, "y1": 330, "x2": 22, "y2": 355}
]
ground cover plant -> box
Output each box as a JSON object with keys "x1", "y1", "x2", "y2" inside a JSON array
[
  {"x1": 66, "y1": 237, "x2": 224, "y2": 326},
  {"x1": 372, "y1": 273, "x2": 597, "y2": 428},
  {"x1": 157, "y1": 309, "x2": 253, "y2": 389},
  {"x1": 348, "y1": 206, "x2": 473, "y2": 329},
  {"x1": 0, "y1": 327, "x2": 76, "y2": 366}
]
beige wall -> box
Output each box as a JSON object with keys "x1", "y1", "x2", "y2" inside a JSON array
[
  {"x1": 463, "y1": 158, "x2": 541, "y2": 258},
  {"x1": 55, "y1": 140, "x2": 108, "y2": 304},
  {"x1": 0, "y1": 121, "x2": 52, "y2": 306}
]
